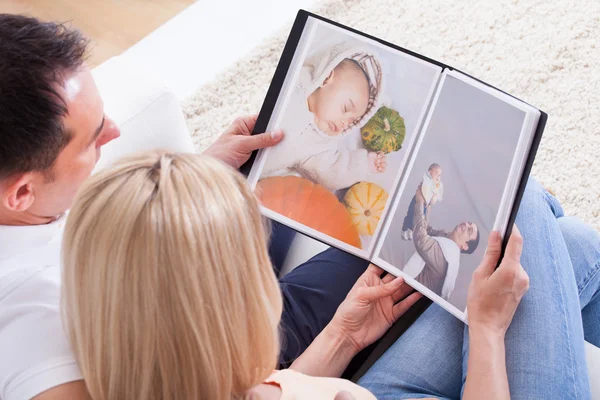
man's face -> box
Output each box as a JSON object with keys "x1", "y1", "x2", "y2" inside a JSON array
[
  {"x1": 27, "y1": 67, "x2": 121, "y2": 218},
  {"x1": 453, "y1": 221, "x2": 478, "y2": 251},
  {"x1": 309, "y1": 60, "x2": 370, "y2": 136}
]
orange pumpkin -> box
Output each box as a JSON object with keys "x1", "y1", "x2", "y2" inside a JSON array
[{"x1": 256, "y1": 176, "x2": 362, "y2": 248}]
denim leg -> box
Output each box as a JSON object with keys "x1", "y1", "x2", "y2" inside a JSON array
[
  {"x1": 402, "y1": 196, "x2": 417, "y2": 231},
  {"x1": 358, "y1": 303, "x2": 464, "y2": 400},
  {"x1": 460, "y1": 178, "x2": 596, "y2": 399},
  {"x1": 557, "y1": 216, "x2": 600, "y2": 346}
]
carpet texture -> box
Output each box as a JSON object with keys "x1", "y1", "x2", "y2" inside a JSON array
[{"x1": 182, "y1": 0, "x2": 599, "y2": 229}]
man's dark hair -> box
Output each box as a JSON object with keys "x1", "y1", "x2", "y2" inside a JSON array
[
  {"x1": 0, "y1": 14, "x2": 89, "y2": 180},
  {"x1": 462, "y1": 225, "x2": 481, "y2": 255}
]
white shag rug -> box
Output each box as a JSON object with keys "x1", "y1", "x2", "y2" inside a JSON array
[{"x1": 182, "y1": 0, "x2": 600, "y2": 230}]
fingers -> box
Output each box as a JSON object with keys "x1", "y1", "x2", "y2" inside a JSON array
[
  {"x1": 392, "y1": 280, "x2": 415, "y2": 302},
  {"x1": 367, "y1": 263, "x2": 384, "y2": 277},
  {"x1": 240, "y1": 130, "x2": 283, "y2": 152},
  {"x1": 360, "y1": 276, "x2": 404, "y2": 301},
  {"x1": 375, "y1": 152, "x2": 387, "y2": 172},
  {"x1": 392, "y1": 292, "x2": 423, "y2": 321},
  {"x1": 382, "y1": 272, "x2": 395, "y2": 284},
  {"x1": 503, "y1": 225, "x2": 523, "y2": 264},
  {"x1": 474, "y1": 231, "x2": 502, "y2": 279},
  {"x1": 233, "y1": 114, "x2": 258, "y2": 135}
]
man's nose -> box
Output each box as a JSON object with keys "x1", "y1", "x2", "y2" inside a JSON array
[{"x1": 99, "y1": 116, "x2": 121, "y2": 146}]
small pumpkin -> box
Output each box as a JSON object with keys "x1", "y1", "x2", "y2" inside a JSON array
[
  {"x1": 343, "y1": 182, "x2": 389, "y2": 236},
  {"x1": 361, "y1": 106, "x2": 406, "y2": 153},
  {"x1": 256, "y1": 176, "x2": 362, "y2": 248}
]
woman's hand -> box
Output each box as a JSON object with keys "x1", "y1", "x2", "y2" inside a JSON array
[
  {"x1": 329, "y1": 264, "x2": 423, "y2": 353},
  {"x1": 203, "y1": 115, "x2": 283, "y2": 169},
  {"x1": 290, "y1": 264, "x2": 421, "y2": 378},
  {"x1": 467, "y1": 227, "x2": 529, "y2": 338},
  {"x1": 463, "y1": 228, "x2": 528, "y2": 400}
]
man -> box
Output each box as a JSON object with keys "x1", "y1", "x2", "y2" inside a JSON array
[
  {"x1": 405, "y1": 185, "x2": 480, "y2": 299},
  {"x1": 0, "y1": 15, "x2": 368, "y2": 399}
]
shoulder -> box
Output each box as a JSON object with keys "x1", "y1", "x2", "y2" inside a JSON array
[
  {"x1": 0, "y1": 263, "x2": 82, "y2": 400},
  {"x1": 266, "y1": 370, "x2": 376, "y2": 399}
]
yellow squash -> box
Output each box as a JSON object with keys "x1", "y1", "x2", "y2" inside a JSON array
[{"x1": 343, "y1": 182, "x2": 389, "y2": 236}]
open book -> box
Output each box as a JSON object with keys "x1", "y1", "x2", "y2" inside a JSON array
[{"x1": 242, "y1": 10, "x2": 546, "y2": 322}]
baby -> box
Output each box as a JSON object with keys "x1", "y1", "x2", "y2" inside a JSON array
[
  {"x1": 401, "y1": 163, "x2": 443, "y2": 241},
  {"x1": 260, "y1": 41, "x2": 387, "y2": 192}
]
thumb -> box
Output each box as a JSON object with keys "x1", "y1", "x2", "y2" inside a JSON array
[
  {"x1": 240, "y1": 130, "x2": 283, "y2": 151},
  {"x1": 360, "y1": 277, "x2": 404, "y2": 301},
  {"x1": 476, "y1": 231, "x2": 502, "y2": 278}
]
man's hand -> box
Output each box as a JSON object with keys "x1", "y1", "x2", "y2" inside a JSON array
[
  {"x1": 329, "y1": 264, "x2": 422, "y2": 353},
  {"x1": 203, "y1": 115, "x2": 283, "y2": 169}
]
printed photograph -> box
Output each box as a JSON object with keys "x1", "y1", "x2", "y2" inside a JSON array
[
  {"x1": 374, "y1": 73, "x2": 528, "y2": 316},
  {"x1": 251, "y1": 17, "x2": 441, "y2": 254}
]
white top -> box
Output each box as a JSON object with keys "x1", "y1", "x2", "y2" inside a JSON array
[
  {"x1": 261, "y1": 86, "x2": 370, "y2": 191},
  {"x1": 0, "y1": 215, "x2": 82, "y2": 400},
  {"x1": 421, "y1": 171, "x2": 444, "y2": 204}
]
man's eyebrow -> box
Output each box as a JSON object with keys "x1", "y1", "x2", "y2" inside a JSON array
[{"x1": 88, "y1": 116, "x2": 105, "y2": 146}]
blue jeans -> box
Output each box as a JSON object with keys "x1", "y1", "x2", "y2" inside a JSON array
[{"x1": 359, "y1": 179, "x2": 600, "y2": 399}]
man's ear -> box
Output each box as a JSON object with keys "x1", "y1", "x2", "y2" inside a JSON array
[
  {"x1": 2, "y1": 174, "x2": 36, "y2": 212},
  {"x1": 322, "y1": 69, "x2": 335, "y2": 86}
]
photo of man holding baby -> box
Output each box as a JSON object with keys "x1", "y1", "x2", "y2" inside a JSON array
[{"x1": 375, "y1": 73, "x2": 528, "y2": 312}]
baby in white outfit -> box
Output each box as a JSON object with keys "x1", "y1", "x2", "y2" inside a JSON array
[
  {"x1": 401, "y1": 163, "x2": 444, "y2": 241},
  {"x1": 260, "y1": 41, "x2": 387, "y2": 191}
]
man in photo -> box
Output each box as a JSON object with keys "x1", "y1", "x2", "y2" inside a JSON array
[
  {"x1": 260, "y1": 40, "x2": 387, "y2": 191},
  {"x1": 403, "y1": 185, "x2": 480, "y2": 300}
]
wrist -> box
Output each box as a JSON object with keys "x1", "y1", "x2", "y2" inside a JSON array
[
  {"x1": 469, "y1": 323, "x2": 506, "y2": 344},
  {"x1": 323, "y1": 322, "x2": 362, "y2": 356}
]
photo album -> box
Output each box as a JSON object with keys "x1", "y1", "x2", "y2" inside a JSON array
[{"x1": 241, "y1": 10, "x2": 547, "y2": 322}]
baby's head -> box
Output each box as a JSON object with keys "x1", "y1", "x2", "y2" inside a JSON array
[
  {"x1": 308, "y1": 58, "x2": 371, "y2": 136},
  {"x1": 428, "y1": 163, "x2": 442, "y2": 181}
]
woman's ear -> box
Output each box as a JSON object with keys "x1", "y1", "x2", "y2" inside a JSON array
[
  {"x1": 2, "y1": 174, "x2": 36, "y2": 212},
  {"x1": 322, "y1": 69, "x2": 335, "y2": 86}
]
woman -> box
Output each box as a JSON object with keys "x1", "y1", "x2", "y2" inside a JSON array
[{"x1": 61, "y1": 151, "x2": 597, "y2": 399}]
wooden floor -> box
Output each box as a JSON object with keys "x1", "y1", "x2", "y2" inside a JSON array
[{"x1": 0, "y1": 0, "x2": 196, "y2": 67}]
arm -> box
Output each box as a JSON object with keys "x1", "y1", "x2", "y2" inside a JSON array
[
  {"x1": 289, "y1": 324, "x2": 358, "y2": 378},
  {"x1": 463, "y1": 329, "x2": 509, "y2": 400},
  {"x1": 463, "y1": 228, "x2": 529, "y2": 400},
  {"x1": 291, "y1": 265, "x2": 421, "y2": 378},
  {"x1": 427, "y1": 225, "x2": 448, "y2": 238},
  {"x1": 299, "y1": 148, "x2": 369, "y2": 191},
  {"x1": 412, "y1": 190, "x2": 447, "y2": 268},
  {"x1": 0, "y1": 268, "x2": 86, "y2": 400},
  {"x1": 32, "y1": 381, "x2": 91, "y2": 400}
]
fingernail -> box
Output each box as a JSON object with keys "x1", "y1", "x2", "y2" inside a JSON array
[
  {"x1": 270, "y1": 130, "x2": 283, "y2": 140},
  {"x1": 490, "y1": 231, "x2": 500, "y2": 244}
]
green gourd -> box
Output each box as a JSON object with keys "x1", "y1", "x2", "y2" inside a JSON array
[{"x1": 361, "y1": 106, "x2": 406, "y2": 153}]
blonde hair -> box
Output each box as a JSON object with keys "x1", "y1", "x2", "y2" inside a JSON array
[{"x1": 62, "y1": 151, "x2": 282, "y2": 400}]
